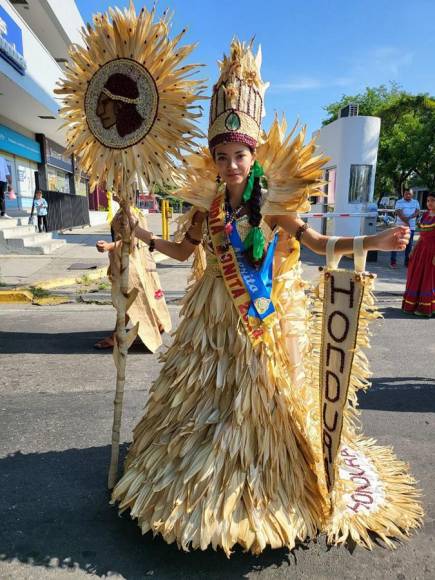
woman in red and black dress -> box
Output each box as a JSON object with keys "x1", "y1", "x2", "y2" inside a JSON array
[{"x1": 402, "y1": 192, "x2": 435, "y2": 316}]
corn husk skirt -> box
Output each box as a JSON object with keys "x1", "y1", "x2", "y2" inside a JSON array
[{"x1": 112, "y1": 252, "x2": 423, "y2": 556}]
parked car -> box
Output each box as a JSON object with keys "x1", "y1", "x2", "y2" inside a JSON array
[{"x1": 378, "y1": 195, "x2": 398, "y2": 210}]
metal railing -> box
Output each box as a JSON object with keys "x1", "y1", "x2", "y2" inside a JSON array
[{"x1": 40, "y1": 191, "x2": 90, "y2": 232}]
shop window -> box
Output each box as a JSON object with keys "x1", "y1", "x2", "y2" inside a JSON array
[
  {"x1": 76, "y1": 178, "x2": 88, "y2": 196},
  {"x1": 16, "y1": 160, "x2": 36, "y2": 198},
  {"x1": 348, "y1": 164, "x2": 372, "y2": 203},
  {"x1": 74, "y1": 170, "x2": 89, "y2": 196},
  {"x1": 47, "y1": 167, "x2": 70, "y2": 193}
]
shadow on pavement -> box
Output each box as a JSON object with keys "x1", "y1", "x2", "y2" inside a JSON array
[
  {"x1": 360, "y1": 377, "x2": 435, "y2": 413},
  {"x1": 379, "y1": 306, "x2": 433, "y2": 320},
  {"x1": 0, "y1": 445, "x2": 307, "y2": 578},
  {"x1": 0, "y1": 331, "x2": 156, "y2": 355}
]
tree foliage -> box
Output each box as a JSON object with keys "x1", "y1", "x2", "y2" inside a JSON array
[{"x1": 322, "y1": 84, "x2": 435, "y2": 196}]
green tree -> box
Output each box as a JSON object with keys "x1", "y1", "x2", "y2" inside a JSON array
[
  {"x1": 322, "y1": 84, "x2": 435, "y2": 196},
  {"x1": 322, "y1": 83, "x2": 403, "y2": 125}
]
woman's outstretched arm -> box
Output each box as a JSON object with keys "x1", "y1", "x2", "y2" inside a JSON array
[
  {"x1": 127, "y1": 208, "x2": 207, "y2": 262},
  {"x1": 271, "y1": 214, "x2": 410, "y2": 254}
]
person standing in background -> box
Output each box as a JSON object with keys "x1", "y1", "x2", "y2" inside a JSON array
[
  {"x1": 0, "y1": 155, "x2": 12, "y2": 219},
  {"x1": 390, "y1": 190, "x2": 420, "y2": 268},
  {"x1": 402, "y1": 192, "x2": 435, "y2": 316},
  {"x1": 34, "y1": 190, "x2": 48, "y2": 232}
]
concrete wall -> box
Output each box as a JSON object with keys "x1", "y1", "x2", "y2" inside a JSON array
[
  {"x1": 46, "y1": 0, "x2": 85, "y2": 46},
  {"x1": 11, "y1": 0, "x2": 85, "y2": 63},
  {"x1": 0, "y1": 0, "x2": 62, "y2": 114},
  {"x1": 315, "y1": 116, "x2": 381, "y2": 236}
]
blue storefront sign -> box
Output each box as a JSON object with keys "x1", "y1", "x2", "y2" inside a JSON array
[
  {"x1": 0, "y1": 124, "x2": 41, "y2": 163},
  {"x1": 0, "y1": 6, "x2": 26, "y2": 74}
]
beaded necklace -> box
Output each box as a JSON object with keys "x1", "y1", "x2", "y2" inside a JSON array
[
  {"x1": 224, "y1": 191, "x2": 245, "y2": 228},
  {"x1": 223, "y1": 192, "x2": 246, "y2": 250}
]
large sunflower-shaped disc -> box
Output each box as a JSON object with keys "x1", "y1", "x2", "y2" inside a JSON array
[{"x1": 55, "y1": 2, "x2": 205, "y2": 193}]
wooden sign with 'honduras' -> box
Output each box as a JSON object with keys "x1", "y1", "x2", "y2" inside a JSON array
[{"x1": 319, "y1": 259, "x2": 366, "y2": 492}]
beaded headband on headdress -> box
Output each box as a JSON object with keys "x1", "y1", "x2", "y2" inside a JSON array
[
  {"x1": 102, "y1": 87, "x2": 140, "y2": 105},
  {"x1": 208, "y1": 39, "x2": 269, "y2": 151},
  {"x1": 100, "y1": 79, "x2": 153, "y2": 122}
]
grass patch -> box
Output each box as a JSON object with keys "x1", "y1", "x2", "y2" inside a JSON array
[
  {"x1": 98, "y1": 281, "x2": 111, "y2": 291},
  {"x1": 30, "y1": 286, "x2": 51, "y2": 299},
  {"x1": 77, "y1": 273, "x2": 93, "y2": 286}
]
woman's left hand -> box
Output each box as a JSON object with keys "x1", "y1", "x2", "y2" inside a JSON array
[{"x1": 372, "y1": 226, "x2": 410, "y2": 251}]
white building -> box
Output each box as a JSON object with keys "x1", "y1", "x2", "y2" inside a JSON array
[
  {"x1": 312, "y1": 113, "x2": 381, "y2": 237},
  {"x1": 0, "y1": 0, "x2": 85, "y2": 212}
]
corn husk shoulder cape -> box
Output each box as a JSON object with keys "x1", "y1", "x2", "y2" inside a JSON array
[
  {"x1": 173, "y1": 114, "x2": 325, "y2": 215},
  {"x1": 171, "y1": 114, "x2": 327, "y2": 283}
]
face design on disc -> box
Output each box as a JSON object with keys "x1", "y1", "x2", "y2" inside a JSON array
[
  {"x1": 96, "y1": 93, "x2": 118, "y2": 130},
  {"x1": 85, "y1": 58, "x2": 159, "y2": 149}
]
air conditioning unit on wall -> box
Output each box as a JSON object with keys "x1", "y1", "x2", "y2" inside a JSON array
[{"x1": 339, "y1": 103, "x2": 359, "y2": 118}]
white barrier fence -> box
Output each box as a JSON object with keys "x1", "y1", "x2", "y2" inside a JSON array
[
  {"x1": 300, "y1": 212, "x2": 378, "y2": 218},
  {"x1": 300, "y1": 209, "x2": 418, "y2": 218},
  {"x1": 299, "y1": 209, "x2": 398, "y2": 238}
]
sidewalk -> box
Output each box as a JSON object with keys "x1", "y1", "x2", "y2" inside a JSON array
[
  {"x1": 0, "y1": 213, "x2": 176, "y2": 288},
  {"x1": 0, "y1": 213, "x2": 409, "y2": 301}
]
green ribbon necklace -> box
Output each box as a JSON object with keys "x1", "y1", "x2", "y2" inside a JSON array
[{"x1": 242, "y1": 160, "x2": 265, "y2": 261}]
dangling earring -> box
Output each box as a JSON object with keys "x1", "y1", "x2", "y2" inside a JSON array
[{"x1": 216, "y1": 174, "x2": 221, "y2": 184}]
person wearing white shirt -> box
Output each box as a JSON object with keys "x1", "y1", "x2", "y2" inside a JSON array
[
  {"x1": 0, "y1": 155, "x2": 13, "y2": 218},
  {"x1": 390, "y1": 190, "x2": 420, "y2": 267}
]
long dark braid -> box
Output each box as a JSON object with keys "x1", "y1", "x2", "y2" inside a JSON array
[{"x1": 244, "y1": 175, "x2": 265, "y2": 267}]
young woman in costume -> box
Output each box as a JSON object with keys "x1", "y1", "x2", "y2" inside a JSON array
[
  {"x1": 95, "y1": 207, "x2": 172, "y2": 351},
  {"x1": 402, "y1": 192, "x2": 435, "y2": 317},
  {"x1": 112, "y1": 41, "x2": 422, "y2": 555}
]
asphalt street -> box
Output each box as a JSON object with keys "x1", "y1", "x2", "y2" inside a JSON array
[{"x1": 0, "y1": 299, "x2": 434, "y2": 580}]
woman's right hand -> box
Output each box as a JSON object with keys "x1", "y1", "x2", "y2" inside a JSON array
[{"x1": 96, "y1": 240, "x2": 110, "y2": 253}]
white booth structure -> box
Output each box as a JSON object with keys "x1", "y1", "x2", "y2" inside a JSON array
[{"x1": 311, "y1": 115, "x2": 381, "y2": 237}]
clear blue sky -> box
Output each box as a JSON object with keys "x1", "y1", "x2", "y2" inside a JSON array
[{"x1": 76, "y1": 0, "x2": 435, "y2": 136}]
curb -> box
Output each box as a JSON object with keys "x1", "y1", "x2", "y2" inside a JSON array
[
  {"x1": 28, "y1": 251, "x2": 168, "y2": 290},
  {"x1": 30, "y1": 267, "x2": 108, "y2": 290},
  {"x1": 0, "y1": 289, "x2": 33, "y2": 303},
  {"x1": 0, "y1": 251, "x2": 171, "y2": 304},
  {"x1": 33, "y1": 295, "x2": 73, "y2": 306},
  {"x1": 0, "y1": 289, "x2": 73, "y2": 305}
]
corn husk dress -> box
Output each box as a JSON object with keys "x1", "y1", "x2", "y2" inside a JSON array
[
  {"x1": 112, "y1": 36, "x2": 422, "y2": 555},
  {"x1": 112, "y1": 199, "x2": 423, "y2": 555},
  {"x1": 110, "y1": 211, "x2": 172, "y2": 352}
]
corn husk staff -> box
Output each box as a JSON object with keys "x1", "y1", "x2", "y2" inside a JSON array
[{"x1": 54, "y1": 1, "x2": 205, "y2": 489}]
